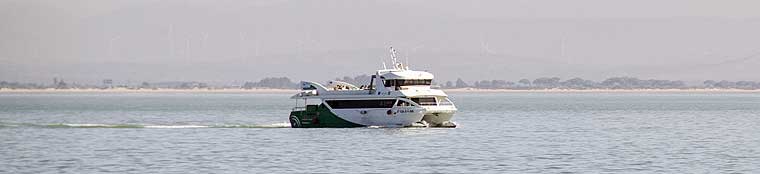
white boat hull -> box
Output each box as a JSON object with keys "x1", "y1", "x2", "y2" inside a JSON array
[
  {"x1": 331, "y1": 107, "x2": 426, "y2": 127},
  {"x1": 421, "y1": 106, "x2": 457, "y2": 127}
]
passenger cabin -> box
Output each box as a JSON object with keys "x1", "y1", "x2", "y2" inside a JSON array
[{"x1": 378, "y1": 70, "x2": 434, "y2": 91}]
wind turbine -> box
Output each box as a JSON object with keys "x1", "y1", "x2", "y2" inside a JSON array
[
  {"x1": 108, "y1": 35, "x2": 121, "y2": 59},
  {"x1": 168, "y1": 24, "x2": 174, "y2": 57},
  {"x1": 239, "y1": 32, "x2": 247, "y2": 59},
  {"x1": 480, "y1": 36, "x2": 493, "y2": 56},
  {"x1": 255, "y1": 39, "x2": 260, "y2": 57},
  {"x1": 185, "y1": 35, "x2": 191, "y2": 59},
  {"x1": 200, "y1": 32, "x2": 209, "y2": 55},
  {"x1": 560, "y1": 35, "x2": 570, "y2": 64}
]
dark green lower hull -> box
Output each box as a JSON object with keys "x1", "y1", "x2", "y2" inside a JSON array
[{"x1": 289, "y1": 104, "x2": 363, "y2": 128}]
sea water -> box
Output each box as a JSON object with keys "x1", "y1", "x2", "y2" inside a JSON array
[{"x1": 1, "y1": 92, "x2": 759, "y2": 173}]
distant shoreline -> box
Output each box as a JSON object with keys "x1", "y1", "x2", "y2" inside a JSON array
[
  {"x1": 442, "y1": 88, "x2": 760, "y2": 93},
  {"x1": 0, "y1": 88, "x2": 298, "y2": 93},
  {"x1": 2, "y1": 88, "x2": 760, "y2": 93}
]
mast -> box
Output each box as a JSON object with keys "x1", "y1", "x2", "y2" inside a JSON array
[{"x1": 389, "y1": 46, "x2": 406, "y2": 70}]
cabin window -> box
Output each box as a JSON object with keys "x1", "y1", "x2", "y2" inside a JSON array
[
  {"x1": 325, "y1": 99, "x2": 396, "y2": 109},
  {"x1": 384, "y1": 79, "x2": 432, "y2": 87},
  {"x1": 439, "y1": 97, "x2": 454, "y2": 106},
  {"x1": 302, "y1": 85, "x2": 317, "y2": 90},
  {"x1": 397, "y1": 100, "x2": 411, "y2": 106},
  {"x1": 411, "y1": 97, "x2": 437, "y2": 106}
]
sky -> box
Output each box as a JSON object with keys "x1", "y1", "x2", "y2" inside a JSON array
[{"x1": 2, "y1": 0, "x2": 760, "y2": 85}]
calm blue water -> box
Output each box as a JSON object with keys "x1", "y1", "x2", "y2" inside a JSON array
[{"x1": 1, "y1": 92, "x2": 759, "y2": 173}]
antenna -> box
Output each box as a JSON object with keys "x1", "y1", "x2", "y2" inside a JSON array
[
  {"x1": 389, "y1": 46, "x2": 397, "y2": 65},
  {"x1": 389, "y1": 46, "x2": 404, "y2": 70},
  {"x1": 405, "y1": 51, "x2": 409, "y2": 70}
]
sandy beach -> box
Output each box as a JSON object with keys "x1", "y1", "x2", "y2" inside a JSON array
[
  {"x1": 0, "y1": 88, "x2": 299, "y2": 93},
  {"x1": 2, "y1": 88, "x2": 759, "y2": 93},
  {"x1": 442, "y1": 88, "x2": 760, "y2": 93}
]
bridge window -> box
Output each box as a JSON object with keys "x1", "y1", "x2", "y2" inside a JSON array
[
  {"x1": 325, "y1": 99, "x2": 396, "y2": 109},
  {"x1": 384, "y1": 79, "x2": 432, "y2": 87},
  {"x1": 411, "y1": 97, "x2": 437, "y2": 106}
]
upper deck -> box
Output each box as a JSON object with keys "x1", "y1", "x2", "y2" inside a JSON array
[
  {"x1": 291, "y1": 46, "x2": 448, "y2": 100},
  {"x1": 291, "y1": 79, "x2": 447, "y2": 100},
  {"x1": 290, "y1": 86, "x2": 448, "y2": 99}
]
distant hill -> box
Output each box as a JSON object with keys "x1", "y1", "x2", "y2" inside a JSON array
[
  {"x1": 2, "y1": 76, "x2": 759, "y2": 90},
  {"x1": 242, "y1": 77, "x2": 298, "y2": 89}
]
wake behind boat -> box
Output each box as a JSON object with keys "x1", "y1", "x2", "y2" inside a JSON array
[{"x1": 288, "y1": 47, "x2": 457, "y2": 128}]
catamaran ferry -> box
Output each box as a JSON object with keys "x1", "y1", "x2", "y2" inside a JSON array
[{"x1": 288, "y1": 47, "x2": 457, "y2": 128}]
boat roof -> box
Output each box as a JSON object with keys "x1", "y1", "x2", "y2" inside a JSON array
[
  {"x1": 378, "y1": 70, "x2": 434, "y2": 80},
  {"x1": 290, "y1": 88, "x2": 447, "y2": 99}
]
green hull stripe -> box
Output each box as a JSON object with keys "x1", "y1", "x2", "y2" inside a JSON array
[{"x1": 289, "y1": 104, "x2": 363, "y2": 128}]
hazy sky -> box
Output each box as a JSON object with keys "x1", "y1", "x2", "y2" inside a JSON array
[{"x1": 2, "y1": 0, "x2": 760, "y2": 84}]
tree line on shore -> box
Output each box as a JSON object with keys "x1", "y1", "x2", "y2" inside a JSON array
[
  {"x1": 2, "y1": 76, "x2": 760, "y2": 90},
  {"x1": 0, "y1": 79, "x2": 212, "y2": 90},
  {"x1": 466, "y1": 77, "x2": 760, "y2": 90},
  {"x1": 335, "y1": 75, "x2": 760, "y2": 90}
]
